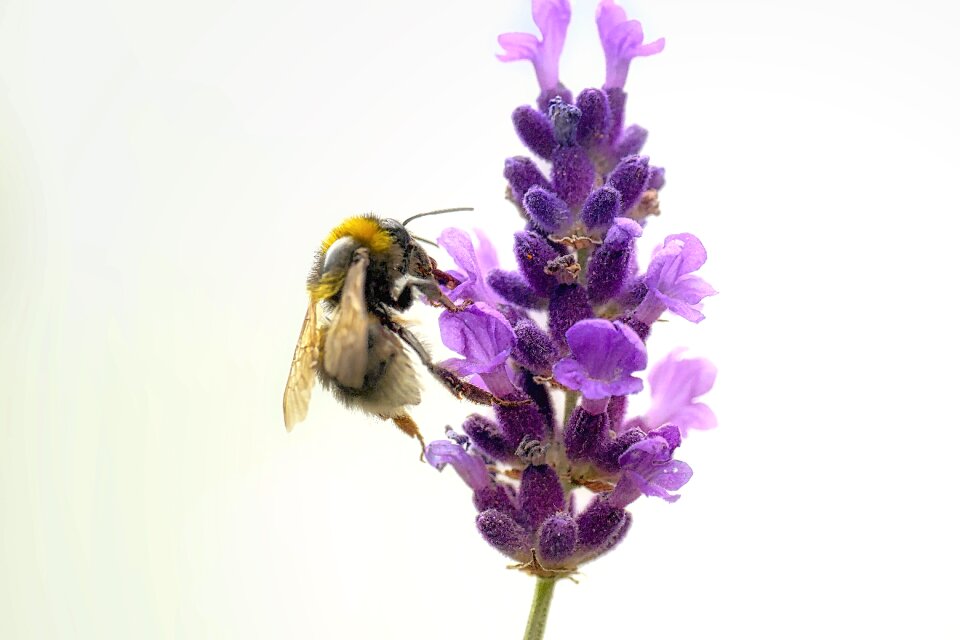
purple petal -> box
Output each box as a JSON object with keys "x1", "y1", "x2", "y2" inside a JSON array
[
  {"x1": 642, "y1": 233, "x2": 716, "y2": 323},
  {"x1": 496, "y1": 32, "x2": 540, "y2": 62},
  {"x1": 439, "y1": 303, "x2": 516, "y2": 375},
  {"x1": 438, "y1": 228, "x2": 501, "y2": 306},
  {"x1": 644, "y1": 349, "x2": 718, "y2": 436},
  {"x1": 560, "y1": 319, "x2": 647, "y2": 387},
  {"x1": 610, "y1": 435, "x2": 692, "y2": 505},
  {"x1": 497, "y1": 0, "x2": 571, "y2": 91},
  {"x1": 425, "y1": 440, "x2": 490, "y2": 492},
  {"x1": 596, "y1": 0, "x2": 664, "y2": 89}
]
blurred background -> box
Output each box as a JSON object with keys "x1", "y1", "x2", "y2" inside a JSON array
[{"x1": 2, "y1": 0, "x2": 958, "y2": 637}]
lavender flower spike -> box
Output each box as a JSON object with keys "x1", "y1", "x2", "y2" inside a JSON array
[
  {"x1": 596, "y1": 0, "x2": 665, "y2": 90},
  {"x1": 553, "y1": 319, "x2": 646, "y2": 410},
  {"x1": 497, "y1": 0, "x2": 572, "y2": 93},
  {"x1": 632, "y1": 233, "x2": 717, "y2": 325}
]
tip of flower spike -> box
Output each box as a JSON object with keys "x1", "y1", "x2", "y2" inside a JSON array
[{"x1": 548, "y1": 97, "x2": 581, "y2": 146}]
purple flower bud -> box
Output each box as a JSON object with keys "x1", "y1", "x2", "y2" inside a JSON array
[
  {"x1": 587, "y1": 217, "x2": 644, "y2": 303},
  {"x1": 518, "y1": 371, "x2": 556, "y2": 434},
  {"x1": 607, "y1": 154, "x2": 651, "y2": 211},
  {"x1": 607, "y1": 394, "x2": 627, "y2": 432},
  {"x1": 606, "y1": 87, "x2": 626, "y2": 141},
  {"x1": 581, "y1": 186, "x2": 622, "y2": 231},
  {"x1": 551, "y1": 146, "x2": 595, "y2": 207},
  {"x1": 513, "y1": 106, "x2": 557, "y2": 159},
  {"x1": 644, "y1": 349, "x2": 718, "y2": 437},
  {"x1": 576, "y1": 496, "x2": 628, "y2": 550},
  {"x1": 619, "y1": 310, "x2": 651, "y2": 342},
  {"x1": 575, "y1": 88, "x2": 612, "y2": 147},
  {"x1": 512, "y1": 319, "x2": 559, "y2": 373},
  {"x1": 648, "y1": 166, "x2": 666, "y2": 190},
  {"x1": 439, "y1": 303, "x2": 517, "y2": 376},
  {"x1": 548, "y1": 97, "x2": 581, "y2": 146},
  {"x1": 514, "y1": 230, "x2": 562, "y2": 296},
  {"x1": 537, "y1": 513, "x2": 578, "y2": 565},
  {"x1": 497, "y1": 0, "x2": 572, "y2": 93},
  {"x1": 505, "y1": 156, "x2": 552, "y2": 203},
  {"x1": 474, "y1": 483, "x2": 518, "y2": 515},
  {"x1": 495, "y1": 396, "x2": 548, "y2": 447},
  {"x1": 547, "y1": 284, "x2": 593, "y2": 347},
  {"x1": 523, "y1": 186, "x2": 572, "y2": 232},
  {"x1": 553, "y1": 319, "x2": 646, "y2": 399},
  {"x1": 518, "y1": 464, "x2": 564, "y2": 530},
  {"x1": 614, "y1": 124, "x2": 648, "y2": 157},
  {"x1": 564, "y1": 405, "x2": 609, "y2": 461},
  {"x1": 477, "y1": 509, "x2": 529, "y2": 560},
  {"x1": 425, "y1": 440, "x2": 490, "y2": 493},
  {"x1": 596, "y1": 0, "x2": 665, "y2": 90},
  {"x1": 487, "y1": 269, "x2": 546, "y2": 309},
  {"x1": 619, "y1": 278, "x2": 648, "y2": 306},
  {"x1": 463, "y1": 414, "x2": 516, "y2": 462}
]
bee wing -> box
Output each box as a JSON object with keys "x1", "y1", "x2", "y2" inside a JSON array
[
  {"x1": 282, "y1": 301, "x2": 326, "y2": 431},
  {"x1": 322, "y1": 247, "x2": 370, "y2": 389}
]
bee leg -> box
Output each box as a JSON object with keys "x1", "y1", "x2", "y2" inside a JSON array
[
  {"x1": 378, "y1": 316, "x2": 530, "y2": 408},
  {"x1": 427, "y1": 364, "x2": 529, "y2": 407},
  {"x1": 402, "y1": 277, "x2": 473, "y2": 312},
  {"x1": 386, "y1": 413, "x2": 426, "y2": 459}
]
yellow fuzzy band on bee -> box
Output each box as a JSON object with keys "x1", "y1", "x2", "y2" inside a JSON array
[
  {"x1": 309, "y1": 271, "x2": 345, "y2": 302},
  {"x1": 321, "y1": 215, "x2": 394, "y2": 255}
]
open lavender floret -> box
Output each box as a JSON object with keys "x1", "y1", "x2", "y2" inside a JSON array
[{"x1": 426, "y1": 0, "x2": 717, "y2": 578}]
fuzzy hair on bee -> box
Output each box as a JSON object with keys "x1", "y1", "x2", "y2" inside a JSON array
[{"x1": 283, "y1": 211, "x2": 521, "y2": 451}]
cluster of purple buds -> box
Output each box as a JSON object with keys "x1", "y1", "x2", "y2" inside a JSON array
[{"x1": 426, "y1": 0, "x2": 717, "y2": 578}]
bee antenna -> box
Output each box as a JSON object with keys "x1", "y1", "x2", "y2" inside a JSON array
[
  {"x1": 411, "y1": 235, "x2": 440, "y2": 248},
  {"x1": 401, "y1": 207, "x2": 474, "y2": 227}
]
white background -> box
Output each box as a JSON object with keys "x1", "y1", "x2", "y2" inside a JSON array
[{"x1": 2, "y1": 0, "x2": 958, "y2": 637}]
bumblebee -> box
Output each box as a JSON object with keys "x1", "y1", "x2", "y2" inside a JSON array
[{"x1": 282, "y1": 212, "x2": 510, "y2": 449}]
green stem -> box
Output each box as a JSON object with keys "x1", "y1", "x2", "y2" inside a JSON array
[
  {"x1": 562, "y1": 389, "x2": 578, "y2": 426},
  {"x1": 523, "y1": 577, "x2": 557, "y2": 640}
]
